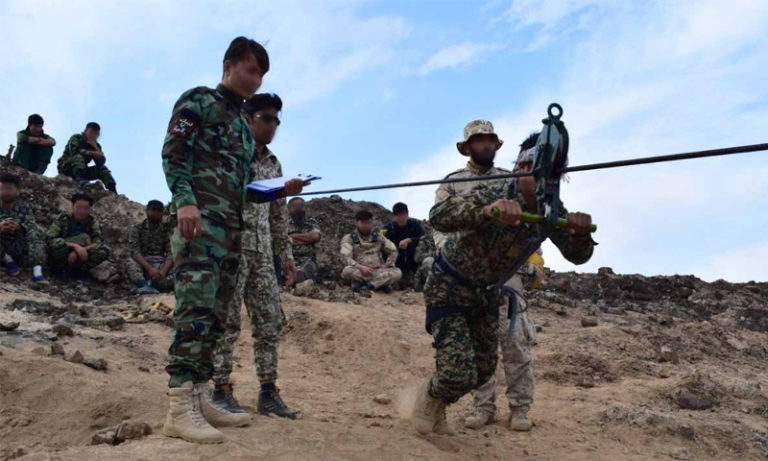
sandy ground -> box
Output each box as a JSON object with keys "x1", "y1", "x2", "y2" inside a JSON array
[{"x1": 2, "y1": 288, "x2": 768, "y2": 461}]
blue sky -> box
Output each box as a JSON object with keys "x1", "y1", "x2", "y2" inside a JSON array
[{"x1": 2, "y1": 0, "x2": 767, "y2": 282}]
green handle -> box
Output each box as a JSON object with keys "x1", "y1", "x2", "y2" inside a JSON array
[{"x1": 492, "y1": 207, "x2": 597, "y2": 232}]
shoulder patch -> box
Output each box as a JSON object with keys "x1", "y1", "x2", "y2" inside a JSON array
[{"x1": 169, "y1": 109, "x2": 199, "y2": 137}]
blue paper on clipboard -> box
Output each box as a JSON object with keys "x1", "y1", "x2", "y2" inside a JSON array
[{"x1": 247, "y1": 174, "x2": 321, "y2": 202}]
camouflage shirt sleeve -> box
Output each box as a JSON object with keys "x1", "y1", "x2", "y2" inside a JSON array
[
  {"x1": 89, "y1": 218, "x2": 104, "y2": 246},
  {"x1": 162, "y1": 90, "x2": 203, "y2": 209},
  {"x1": 382, "y1": 235, "x2": 398, "y2": 266},
  {"x1": 46, "y1": 214, "x2": 66, "y2": 247},
  {"x1": 340, "y1": 234, "x2": 356, "y2": 266},
  {"x1": 17, "y1": 131, "x2": 29, "y2": 145},
  {"x1": 429, "y1": 195, "x2": 488, "y2": 233},
  {"x1": 548, "y1": 204, "x2": 595, "y2": 265},
  {"x1": 269, "y1": 162, "x2": 293, "y2": 262},
  {"x1": 93, "y1": 142, "x2": 106, "y2": 167},
  {"x1": 15, "y1": 204, "x2": 36, "y2": 235},
  {"x1": 127, "y1": 223, "x2": 141, "y2": 257}
]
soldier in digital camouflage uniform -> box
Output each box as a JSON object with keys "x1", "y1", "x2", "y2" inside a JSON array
[
  {"x1": 412, "y1": 120, "x2": 595, "y2": 436},
  {"x1": 212, "y1": 93, "x2": 302, "y2": 420},
  {"x1": 287, "y1": 197, "x2": 321, "y2": 284},
  {"x1": 340, "y1": 209, "x2": 402, "y2": 293},
  {"x1": 58, "y1": 122, "x2": 117, "y2": 193},
  {"x1": 125, "y1": 200, "x2": 174, "y2": 294},
  {"x1": 0, "y1": 173, "x2": 46, "y2": 280},
  {"x1": 46, "y1": 193, "x2": 110, "y2": 275},
  {"x1": 161, "y1": 37, "x2": 269, "y2": 444}
]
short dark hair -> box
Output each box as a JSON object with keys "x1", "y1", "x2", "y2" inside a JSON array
[
  {"x1": 85, "y1": 122, "x2": 100, "y2": 132},
  {"x1": 392, "y1": 202, "x2": 408, "y2": 215},
  {"x1": 245, "y1": 93, "x2": 282, "y2": 115},
  {"x1": 28, "y1": 114, "x2": 44, "y2": 126},
  {"x1": 146, "y1": 199, "x2": 164, "y2": 210},
  {"x1": 71, "y1": 193, "x2": 93, "y2": 206},
  {"x1": 519, "y1": 132, "x2": 539, "y2": 153},
  {"x1": 0, "y1": 173, "x2": 20, "y2": 187},
  {"x1": 223, "y1": 37, "x2": 270, "y2": 75},
  {"x1": 355, "y1": 210, "x2": 373, "y2": 221},
  {"x1": 288, "y1": 197, "x2": 305, "y2": 205}
]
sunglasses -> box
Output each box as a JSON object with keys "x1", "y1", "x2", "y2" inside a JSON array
[{"x1": 254, "y1": 113, "x2": 281, "y2": 126}]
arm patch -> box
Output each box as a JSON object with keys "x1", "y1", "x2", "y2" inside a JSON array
[{"x1": 169, "y1": 109, "x2": 200, "y2": 137}]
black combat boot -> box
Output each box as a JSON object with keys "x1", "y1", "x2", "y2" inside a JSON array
[
  {"x1": 257, "y1": 386, "x2": 296, "y2": 420},
  {"x1": 211, "y1": 383, "x2": 246, "y2": 414},
  {"x1": 107, "y1": 183, "x2": 117, "y2": 194}
]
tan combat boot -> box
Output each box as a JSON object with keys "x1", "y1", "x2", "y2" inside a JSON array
[
  {"x1": 509, "y1": 406, "x2": 533, "y2": 432},
  {"x1": 195, "y1": 383, "x2": 251, "y2": 427},
  {"x1": 433, "y1": 400, "x2": 455, "y2": 435},
  {"x1": 464, "y1": 409, "x2": 495, "y2": 430},
  {"x1": 163, "y1": 381, "x2": 225, "y2": 444},
  {"x1": 412, "y1": 380, "x2": 454, "y2": 435}
]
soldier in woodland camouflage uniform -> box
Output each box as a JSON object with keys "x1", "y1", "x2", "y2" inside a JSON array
[
  {"x1": 58, "y1": 122, "x2": 117, "y2": 193},
  {"x1": 125, "y1": 200, "x2": 174, "y2": 294},
  {"x1": 46, "y1": 193, "x2": 110, "y2": 275},
  {"x1": 412, "y1": 120, "x2": 595, "y2": 436},
  {"x1": 340, "y1": 209, "x2": 402, "y2": 293},
  {"x1": 13, "y1": 114, "x2": 56, "y2": 175},
  {"x1": 212, "y1": 93, "x2": 302, "y2": 420},
  {"x1": 161, "y1": 37, "x2": 269, "y2": 444},
  {"x1": 0, "y1": 173, "x2": 46, "y2": 280}
]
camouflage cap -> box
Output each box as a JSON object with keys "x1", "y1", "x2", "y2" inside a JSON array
[{"x1": 456, "y1": 119, "x2": 503, "y2": 156}]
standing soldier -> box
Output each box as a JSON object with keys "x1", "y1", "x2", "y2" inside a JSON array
[
  {"x1": 161, "y1": 36, "x2": 269, "y2": 444},
  {"x1": 58, "y1": 122, "x2": 117, "y2": 193},
  {"x1": 211, "y1": 93, "x2": 303, "y2": 420},
  {"x1": 463, "y1": 133, "x2": 541, "y2": 432},
  {"x1": 14, "y1": 114, "x2": 56, "y2": 174},
  {"x1": 412, "y1": 120, "x2": 595, "y2": 435}
]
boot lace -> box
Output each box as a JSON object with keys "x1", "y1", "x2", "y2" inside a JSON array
[{"x1": 187, "y1": 387, "x2": 209, "y2": 428}]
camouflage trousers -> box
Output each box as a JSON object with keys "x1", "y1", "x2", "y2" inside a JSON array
[
  {"x1": 13, "y1": 145, "x2": 53, "y2": 175},
  {"x1": 60, "y1": 155, "x2": 116, "y2": 188},
  {"x1": 166, "y1": 218, "x2": 240, "y2": 388},
  {"x1": 124, "y1": 255, "x2": 174, "y2": 291},
  {"x1": 48, "y1": 234, "x2": 109, "y2": 270},
  {"x1": 471, "y1": 276, "x2": 535, "y2": 415},
  {"x1": 213, "y1": 246, "x2": 284, "y2": 386},
  {"x1": 0, "y1": 232, "x2": 46, "y2": 266},
  {"x1": 341, "y1": 265, "x2": 402, "y2": 289}
]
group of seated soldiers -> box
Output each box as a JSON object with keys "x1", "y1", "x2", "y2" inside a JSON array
[
  {"x1": 6, "y1": 114, "x2": 432, "y2": 292},
  {"x1": 13, "y1": 114, "x2": 117, "y2": 192}
]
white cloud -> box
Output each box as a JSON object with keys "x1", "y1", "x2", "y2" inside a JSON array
[
  {"x1": 394, "y1": 0, "x2": 768, "y2": 282},
  {"x1": 417, "y1": 42, "x2": 503, "y2": 76}
]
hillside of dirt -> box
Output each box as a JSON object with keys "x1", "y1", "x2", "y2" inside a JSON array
[{"x1": 1, "y1": 167, "x2": 767, "y2": 460}]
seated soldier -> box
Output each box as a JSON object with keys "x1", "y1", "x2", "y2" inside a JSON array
[
  {"x1": 14, "y1": 114, "x2": 56, "y2": 174},
  {"x1": 125, "y1": 200, "x2": 174, "y2": 294},
  {"x1": 58, "y1": 122, "x2": 117, "y2": 193},
  {"x1": 287, "y1": 197, "x2": 321, "y2": 284},
  {"x1": 0, "y1": 173, "x2": 46, "y2": 281},
  {"x1": 340, "y1": 210, "x2": 401, "y2": 293},
  {"x1": 46, "y1": 193, "x2": 110, "y2": 277},
  {"x1": 382, "y1": 202, "x2": 424, "y2": 288}
]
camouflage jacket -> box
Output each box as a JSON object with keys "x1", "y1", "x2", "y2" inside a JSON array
[
  {"x1": 242, "y1": 147, "x2": 293, "y2": 261},
  {"x1": 128, "y1": 218, "x2": 171, "y2": 258},
  {"x1": 46, "y1": 213, "x2": 104, "y2": 247},
  {"x1": 340, "y1": 229, "x2": 397, "y2": 268},
  {"x1": 414, "y1": 226, "x2": 436, "y2": 266},
  {"x1": 433, "y1": 162, "x2": 512, "y2": 251},
  {"x1": 0, "y1": 201, "x2": 43, "y2": 242},
  {"x1": 162, "y1": 84, "x2": 255, "y2": 229},
  {"x1": 58, "y1": 133, "x2": 105, "y2": 170},
  {"x1": 288, "y1": 214, "x2": 321, "y2": 264},
  {"x1": 430, "y1": 182, "x2": 594, "y2": 290}
]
